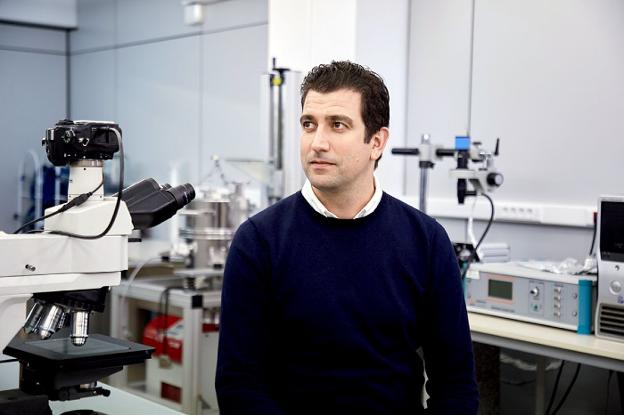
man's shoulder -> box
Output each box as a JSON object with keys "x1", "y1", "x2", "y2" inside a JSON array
[
  {"x1": 230, "y1": 193, "x2": 302, "y2": 251},
  {"x1": 382, "y1": 192, "x2": 442, "y2": 232},
  {"x1": 247, "y1": 192, "x2": 302, "y2": 228}
]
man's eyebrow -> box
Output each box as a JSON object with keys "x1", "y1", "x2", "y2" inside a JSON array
[
  {"x1": 300, "y1": 114, "x2": 315, "y2": 124},
  {"x1": 326, "y1": 115, "x2": 353, "y2": 125}
]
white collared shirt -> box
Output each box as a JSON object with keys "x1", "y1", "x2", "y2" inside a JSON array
[{"x1": 301, "y1": 175, "x2": 383, "y2": 219}]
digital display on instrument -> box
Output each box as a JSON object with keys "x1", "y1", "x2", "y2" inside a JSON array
[
  {"x1": 488, "y1": 279, "x2": 513, "y2": 300},
  {"x1": 600, "y1": 201, "x2": 624, "y2": 262}
]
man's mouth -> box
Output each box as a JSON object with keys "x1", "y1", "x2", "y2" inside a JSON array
[{"x1": 310, "y1": 159, "x2": 335, "y2": 165}]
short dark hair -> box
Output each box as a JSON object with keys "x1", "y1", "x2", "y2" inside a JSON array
[{"x1": 300, "y1": 61, "x2": 389, "y2": 167}]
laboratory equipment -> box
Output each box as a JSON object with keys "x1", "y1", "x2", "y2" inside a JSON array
[
  {"x1": 224, "y1": 60, "x2": 304, "y2": 206},
  {"x1": 0, "y1": 120, "x2": 194, "y2": 414},
  {"x1": 595, "y1": 195, "x2": 624, "y2": 341},
  {"x1": 465, "y1": 262, "x2": 596, "y2": 333},
  {"x1": 392, "y1": 134, "x2": 503, "y2": 212},
  {"x1": 179, "y1": 182, "x2": 251, "y2": 270},
  {"x1": 393, "y1": 134, "x2": 503, "y2": 276}
]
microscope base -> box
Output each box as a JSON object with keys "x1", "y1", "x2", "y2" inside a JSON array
[{"x1": 0, "y1": 388, "x2": 51, "y2": 415}]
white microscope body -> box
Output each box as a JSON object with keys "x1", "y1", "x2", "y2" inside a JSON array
[
  {"x1": 0, "y1": 199, "x2": 133, "y2": 352},
  {"x1": 0, "y1": 120, "x2": 194, "y2": 413}
]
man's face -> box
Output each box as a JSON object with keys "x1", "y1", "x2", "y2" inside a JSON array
[{"x1": 300, "y1": 89, "x2": 379, "y2": 193}]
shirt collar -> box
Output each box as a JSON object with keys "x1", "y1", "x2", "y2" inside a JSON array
[{"x1": 301, "y1": 175, "x2": 383, "y2": 219}]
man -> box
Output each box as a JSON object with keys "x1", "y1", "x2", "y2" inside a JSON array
[{"x1": 216, "y1": 61, "x2": 479, "y2": 414}]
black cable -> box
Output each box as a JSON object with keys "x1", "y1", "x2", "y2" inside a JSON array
[
  {"x1": 49, "y1": 126, "x2": 124, "y2": 239},
  {"x1": 589, "y1": 218, "x2": 598, "y2": 255},
  {"x1": 13, "y1": 209, "x2": 62, "y2": 234},
  {"x1": 605, "y1": 370, "x2": 613, "y2": 415},
  {"x1": 550, "y1": 363, "x2": 581, "y2": 415},
  {"x1": 461, "y1": 193, "x2": 495, "y2": 278},
  {"x1": 13, "y1": 181, "x2": 103, "y2": 234},
  {"x1": 546, "y1": 361, "x2": 565, "y2": 415},
  {"x1": 501, "y1": 378, "x2": 536, "y2": 386},
  {"x1": 0, "y1": 359, "x2": 18, "y2": 364}
]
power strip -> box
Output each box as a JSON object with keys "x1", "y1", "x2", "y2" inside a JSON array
[{"x1": 399, "y1": 196, "x2": 595, "y2": 228}]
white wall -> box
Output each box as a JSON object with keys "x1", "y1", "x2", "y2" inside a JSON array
[
  {"x1": 404, "y1": 0, "x2": 473, "y2": 195},
  {"x1": 355, "y1": 0, "x2": 409, "y2": 197},
  {"x1": 406, "y1": 0, "x2": 624, "y2": 221},
  {"x1": 268, "y1": 0, "x2": 357, "y2": 73},
  {"x1": 404, "y1": 0, "x2": 624, "y2": 255},
  {"x1": 472, "y1": 0, "x2": 624, "y2": 206},
  {"x1": 0, "y1": 23, "x2": 67, "y2": 232}
]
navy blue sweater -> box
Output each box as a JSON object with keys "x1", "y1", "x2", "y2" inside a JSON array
[{"x1": 216, "y1": 192, "x2": 478, "y2": 414}]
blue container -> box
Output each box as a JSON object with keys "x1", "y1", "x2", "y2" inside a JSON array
[{"x1": 577, "y1": 279, "x2": 593, "y2": 335}]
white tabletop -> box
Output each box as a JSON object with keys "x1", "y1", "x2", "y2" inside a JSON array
[{"x1": 469, "y1": 312, "x2": 624, "y2": 371}]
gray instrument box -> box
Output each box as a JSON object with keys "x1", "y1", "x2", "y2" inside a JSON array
[{"x1": 465, "y1": 262, "x2": 596, "y2": 332}]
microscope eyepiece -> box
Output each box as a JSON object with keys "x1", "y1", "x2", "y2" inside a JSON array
[
  {"x1": 120, "y1": 179, "x2": 196, "y2": 230},
  {"x1": 167, "y1": 183, "x2": 196, "y2": 208}
]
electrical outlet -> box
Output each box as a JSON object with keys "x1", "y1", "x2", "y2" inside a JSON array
[{"x1": 497, "y1": 202, "x2": 543, "y2": 223}]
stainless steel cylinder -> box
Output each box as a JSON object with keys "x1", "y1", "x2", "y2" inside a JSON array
[
  {"x1": 187, "y1": 199, "x2": 230, "y2": 229},
  {"x1": 180, "y1": 190, "x2": 236, "y2": 268},
  {"x1": 70, "y1": 310, "x2": 90, "y2": 346},
  {"x1": 229, "y1": 182, "x2": 251, "y2": 230},
  {"x1": 38, "y1": 304, "x2": 64, "y2": 339},
  {"x1": 24, "y1": 301, "x2": 46, "y2": 333},
  {"x1": 57, "y1": 310, "x2": 67, "y2": 330}
]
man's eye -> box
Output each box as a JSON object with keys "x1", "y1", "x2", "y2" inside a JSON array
[
  {"x1": 333, "y1": 121, "x2": 346, "y2": 129},
  {"x1": 302, "y1": 121, "x2": 314, "y2": 129}
]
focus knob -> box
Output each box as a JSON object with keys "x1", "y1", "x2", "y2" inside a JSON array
[{"x1": 487, "y1": 172, "x2": 504, "y2": 187}]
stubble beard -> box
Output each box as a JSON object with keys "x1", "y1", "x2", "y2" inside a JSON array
[{"x1": 305, "y1": 165, "x2": 343, "y2": 193}]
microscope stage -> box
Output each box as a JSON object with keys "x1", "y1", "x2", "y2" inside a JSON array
[{"x1": 3, "y1": 334, "x2": 153, "y2": 370}]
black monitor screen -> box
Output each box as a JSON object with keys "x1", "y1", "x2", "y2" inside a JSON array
[
  {"x1": 600, "y1": 201, "x2": 624, "y2": 262},
  {"x1": 488, "y1": 279, "x2": 513, "y2": 300}
]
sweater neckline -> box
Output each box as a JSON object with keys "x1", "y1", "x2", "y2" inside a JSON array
[{"x1": 297, "y1": 191, "x2": 388, "y2": 226}]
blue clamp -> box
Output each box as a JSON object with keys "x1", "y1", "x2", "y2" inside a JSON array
[{"x1": 455, "y1": 136, "x2": 471, "y2": 151}]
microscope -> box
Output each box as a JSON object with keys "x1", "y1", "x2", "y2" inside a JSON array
[
  {"x1": 392, "y1": 134, "x2": 503, "y2": 273},
  {"x1": 392, "y1": 134, "x2": 503, "y2": 212},
  {"x1": 0, "y1": 120, "x2": 195, "y2": 414}
]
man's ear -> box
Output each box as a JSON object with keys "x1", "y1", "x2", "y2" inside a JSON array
[{"x1": 370, "y1": 127, "x2": 390, "y2": 162}]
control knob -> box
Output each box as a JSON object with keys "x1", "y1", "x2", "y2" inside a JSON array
[
  {"x1": 530, "y1": 287, "x2": 540, "y2": 298},
  {"x1": 487, "y1": 172, "x2": 504, "y2": 187}
]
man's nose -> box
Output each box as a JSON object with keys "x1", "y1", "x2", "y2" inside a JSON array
[{"x1": 310, "y1": 127, "x2": 330, "y2": 152}]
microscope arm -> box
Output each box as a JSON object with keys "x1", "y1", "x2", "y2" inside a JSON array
[{"x1": 0, "y1": 232, "x2": 129, "y2": 351}]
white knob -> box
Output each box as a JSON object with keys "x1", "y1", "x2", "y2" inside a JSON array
[{"x1": 530, "y1": 287, "x2": 540, "y2": 298}]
